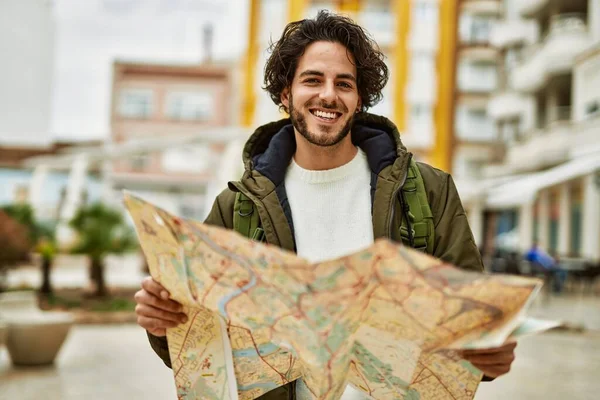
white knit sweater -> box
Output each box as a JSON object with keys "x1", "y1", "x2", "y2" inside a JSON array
[{"x1": 284, "y1": 149, "x2": 375, "y2": 264}]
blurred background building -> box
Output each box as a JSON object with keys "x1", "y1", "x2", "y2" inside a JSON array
[
  {"x1": 0, "y1": 0, "x2": 105, "y2": 222},
  {"x1": 469, "y1": 0, "x2": 600, "y2": 262},
  {"x1": 1, "y1": 0, "x2": 599, "y2": 261},
  {"x1": 243, "y1": 0, "x2": 458, "y2": 168},
  {"x1": 109, "y1": 60, "x2": 233, "y2": 220}
]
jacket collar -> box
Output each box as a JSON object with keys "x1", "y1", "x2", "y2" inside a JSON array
[{"x1": 237, "y1": 112, "x2": 410, "y2": 196}]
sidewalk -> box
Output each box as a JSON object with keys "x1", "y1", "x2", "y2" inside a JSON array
[
  {"x1": 3, "y1": 258, "x2": 600, "y2": 399},
  {"x1": 1, "y1": 325, "x2": 598, "y2": 400}
]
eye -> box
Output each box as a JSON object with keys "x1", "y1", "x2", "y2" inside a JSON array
[
  {"x1": 303, "y1": 78, "x2": 320, "y2": 84},
  {"x1": 337, "y1": 82, "x2": 353, "y2": 89}
]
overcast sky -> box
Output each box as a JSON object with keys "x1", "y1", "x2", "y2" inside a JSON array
[{"x1": 50, "y1": 0, "x2": 249, "y2": 140}]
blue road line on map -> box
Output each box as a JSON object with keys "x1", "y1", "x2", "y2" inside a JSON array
[
  {"x1": 217, "y1": 275, "x2": 257, "y2": 317},
  {"x1": 232, "y1": 342, "x2": 281, "y2": 358}
]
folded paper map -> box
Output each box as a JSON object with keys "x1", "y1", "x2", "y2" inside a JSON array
[{"x1": 124, "y1": 193, "x2": 556, "y2": 400}]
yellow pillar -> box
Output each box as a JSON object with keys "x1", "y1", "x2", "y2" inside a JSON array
[
  {"x1": 339, "y1": 0, "x2": 361, "y2": 14},
  {"x1": 432, "y1": 0, "x2": 458, "y2": 172},
  {"x1": 241, "y1": 0, "x2": 261, "y2": 127},
  {"x1": 393, "y1": 0, "x2": 410, "y2": 132},
  {"x1": 288, "y1": 0, "x2": 307, "y2": 22}
]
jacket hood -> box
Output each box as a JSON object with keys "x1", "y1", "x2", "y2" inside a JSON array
[{"x1": 241, "y1": 112, "x2": 409, "y2": 187}]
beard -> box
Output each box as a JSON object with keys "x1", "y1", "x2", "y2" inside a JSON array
[{"x1": 288, "y1": 93, "x2": 354, "y2": 147}]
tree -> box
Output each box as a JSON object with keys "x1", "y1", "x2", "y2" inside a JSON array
[
  {"x1": 69, "y1": 203, "x2": 137, "y2": 297},
  {"x1": 1, "y1": 204, "x2": 57, "y2": 294},
  {"x1": 0, "y1": 210, "x2": 32, "y2": 292}
]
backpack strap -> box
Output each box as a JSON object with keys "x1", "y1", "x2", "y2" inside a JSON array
[
  {"x1": 233, "y1": 192, "x2": 265, "y2": 242},
  {"x1": 399, "y1": 159, "x2": 435, "y2": 254}
]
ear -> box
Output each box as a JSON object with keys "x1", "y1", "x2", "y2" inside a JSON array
[
  {"x1": 356, "y1": 97, "x2": 362, "y2": 113},
  {"x1": 280, "y1": 87, "x2": 290, "y2": 112}
]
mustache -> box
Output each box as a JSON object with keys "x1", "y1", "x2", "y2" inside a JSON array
[{"x1": 307, "y1": 100, "x2": 348, "y2": 114}]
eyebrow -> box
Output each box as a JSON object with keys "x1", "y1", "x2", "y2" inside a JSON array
[{"x1": 298, "y1": 70, "x2": 356, "y2": 82}]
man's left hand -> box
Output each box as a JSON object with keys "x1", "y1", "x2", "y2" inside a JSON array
[{"x1": 460, "y1": 341, "x2": 517, "y2": 379}]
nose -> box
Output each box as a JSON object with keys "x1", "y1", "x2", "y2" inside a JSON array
[{"x1": 318, "y1": 80, "x2": 337, "y2": 103}]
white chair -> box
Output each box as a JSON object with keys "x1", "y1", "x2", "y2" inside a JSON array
[{"x1": 0, "y1": 291, "x2": 74, "y2": 365}]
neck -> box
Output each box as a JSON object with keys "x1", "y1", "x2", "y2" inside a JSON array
[{"x1": 293, "y1": 133, "x2": 357, "y2": 171}]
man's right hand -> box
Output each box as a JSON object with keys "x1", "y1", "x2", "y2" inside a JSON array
[{"x1": 134, "y1": 277, "x2": 188, "y2": 337}]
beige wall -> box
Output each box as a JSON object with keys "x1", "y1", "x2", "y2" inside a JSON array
[{"x1": 111, "y1": 64, "x2": 230, "y2": 178}]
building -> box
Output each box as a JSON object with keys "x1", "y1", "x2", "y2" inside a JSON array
[
  {"x1": 0, "y1": 0, "x2": 55, "y2": 146},
  {"x1": 0, "y1": 139, "x2": 104, "y2": 219},
  {"x1": 109, "y1": 61, "x2": 236, "y2": 220},
  {"x1": 240, "y1": 0, "x2": 461, "y2": 169},
  {"x1": 452, "y1": 0, "x2": 502, "y2": 183},
  {"x1": 470, "y1": 0, "x2": 600, "y2": 262},
  {"x1": 0, "y1": 0, "x2": 95, "y2": 220}
]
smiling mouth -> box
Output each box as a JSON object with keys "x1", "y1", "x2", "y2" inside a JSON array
[{"x1": 309, "y1": 108, "x2": 342, "y2": 123}]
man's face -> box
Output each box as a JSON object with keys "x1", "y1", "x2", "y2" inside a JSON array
[{"x1": 281, "y1": 41, "x2": 361, "y2": 147}]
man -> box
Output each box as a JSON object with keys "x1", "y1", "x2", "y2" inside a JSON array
[
  {"x1": 525, "y1": 242, "x2": 566, "y2": 293},
  {"x1": 134, "y1": 11, "x2": 516, "y2": 399}
]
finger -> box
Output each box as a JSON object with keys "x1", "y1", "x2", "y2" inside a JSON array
[
  {"x1": 135, "y1": 304, "x2": 188, "y2": 324},
  {"x1": 474, "y1": 364, "x2": 512, "y2": 379},
  {"x1": 147, "y1": 327, "x2": 167, "y2": 337},
  {"x1": 141, "y1": 277, "x2": 171, "y2": 300},
  {"x1": 462, "y1": 342, "x2": 517, "y2": 356},
  {"x1": 134, "y1": 290, "x2": 182, "y2": 313},
  {"x1": 463, "y1": 353, "x2": 515, "y2": 366},
  {"x1": 137, "y1": 315, "x2": 180, "y2": 331}
]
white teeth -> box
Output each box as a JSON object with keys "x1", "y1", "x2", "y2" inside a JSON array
[{"x1": 314, "y1": 110, "x2": 337, "y2": 120}]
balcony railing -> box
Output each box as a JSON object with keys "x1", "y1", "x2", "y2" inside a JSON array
[
  {"x1": 548, "y1": 13, "x2": 587, "y2": 37},
  {"x1": 518, "y1": 13, "x2": 587, "y2": 64}
]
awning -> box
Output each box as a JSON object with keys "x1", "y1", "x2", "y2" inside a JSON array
[
  {"x1": 485, "y1": 152, "x2": 600, "y2": 209},
  {"x1": 22, "y1": 126, "x2": 251, "y2": 170},
  {"x1": 455, "y1": 175, "x2": 525, "y2": 204}
]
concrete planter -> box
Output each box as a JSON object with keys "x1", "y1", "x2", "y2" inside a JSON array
[{"x1": 0, "y1": 291, "x2": 74, "y2": 366}]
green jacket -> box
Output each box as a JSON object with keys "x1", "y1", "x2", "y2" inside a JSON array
[{"x1": 147, "y1": 112, "x2": 484, "y2": 398}]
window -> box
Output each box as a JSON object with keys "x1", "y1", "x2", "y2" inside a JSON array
[
  {"x1": 470, "y1": 17, "x2": 492, "y2": 43},
  {"x1": 410, "y1": 53, "x2": 436, "y2": 87},
  {"x1": 359, "y1": 4, "x2": 394, "y2": 45},
  {"x1": 458, "y1": 62, "x2": 497, "y2": 92},
  {"x1": 409, "y1": 104, "x2": 433, "y2": 132},
  {"x1": 412, "y1": 2, "x2": 438, "y2": 26},
  {"x1": 129, "y1": 154, "x2": 151, "y2": 172},
  {"x1": 118, "y1": 89, "x2": 154, "y2": 119},
  {"x1": 456, "y1": 106, "x2": 495, "y2": 141},
  {"x1": 165, "y1": 91, "x2": 213, "y2": 122},
  {"x1": 460, "y1": 14, "x2": 493, "y2": 44}
]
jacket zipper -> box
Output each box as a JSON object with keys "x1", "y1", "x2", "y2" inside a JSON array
[{"x1": 388, "y1": 154, "x2": 412, "y2": 239}]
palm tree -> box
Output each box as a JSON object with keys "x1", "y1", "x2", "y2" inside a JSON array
[
  {"x1": 0, "y1": 204, "x2": 55, "y2": 294},
  {"x1": 37, "y1": 234, "x2": 57, "y2": 294},
  {"x1": 0, "y1": 210, "x2": 32, "y2": 292},
  {"x1": 69, "y1": 203, "x2": 137, "y2": 297}
]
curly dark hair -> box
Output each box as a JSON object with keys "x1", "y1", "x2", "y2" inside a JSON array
[{"x1": 263, "y1": 10, "x2": 389, "y2": 113}]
